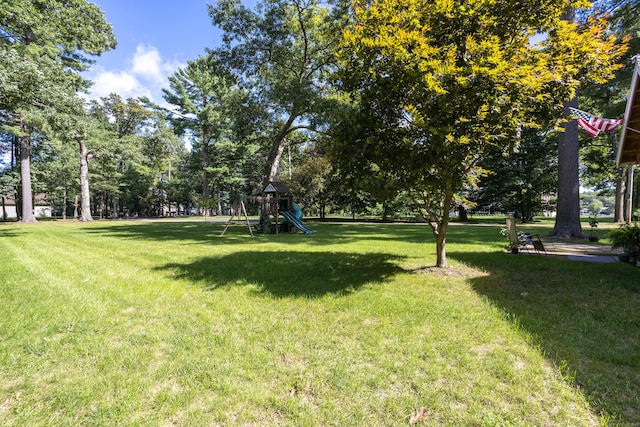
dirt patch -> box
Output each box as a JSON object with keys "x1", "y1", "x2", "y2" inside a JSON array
[{"x1": 410, "y1": 265, "x2": 477, "y2": 278}]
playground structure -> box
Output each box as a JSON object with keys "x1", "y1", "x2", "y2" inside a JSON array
[
  {"x1": 220, "y1": 195, "x2": 254, "y2": 237},
  {"x1": 220, "y1": 182, "x2": 313, "y2": 236},
  {"x1": 258, "y1": 182, "x2": 313, "y2": 234}
]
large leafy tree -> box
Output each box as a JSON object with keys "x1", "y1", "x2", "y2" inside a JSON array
[
  {"x1": 0, "y1": 131, "x2": 19, "y2": 220},
  {"x1": 163, "y1": 55, "x2": 253, "y2": 213},
  {"x1": 87, "y1": 94, "x2": 152, "y2": 219},
  {"x1": 136, "y1": 115, "x2": 184, "y2": 216},
  {"x1": 33, "y1": 133, "x2": 78, "y2": 219},
  {"x1": 473, "y1": 129, "x2": 558, "y2": 222},
  {"x1": 580, "y1": 0, "x2": 640, "y2": 223},
  {"x1": 209, "y1": 0, "x2": 347, "y2": 186},
  {"x1": 285, "y1": 145, "x2": 333, "y2": 219},
  {"x1": 0, "y1": 0, "x2": 116, "y2": 222},
  {"x1": 165, "y1": 149, "x2": 200, "y2": 216},
  {"x1": 550, "y1": 7, "x2": 627, "y2": 238},
  {"x1": 164, "y1": 55, "x2": 243, "y2": 211},
  {"x1": 337, "y1": 0, "x2": 625, "y2": 267},
  {"x1": 68, "y1": 114, "x2": 111, "y2": 221}
]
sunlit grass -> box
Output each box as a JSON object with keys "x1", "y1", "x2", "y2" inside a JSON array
[{"x1": 0, "y1": 220, "x2": 638, "y2": 426}]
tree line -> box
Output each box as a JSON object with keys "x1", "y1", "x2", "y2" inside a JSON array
[{"x1": 1, "y1": 0, "x2": 638, "y2": 267}]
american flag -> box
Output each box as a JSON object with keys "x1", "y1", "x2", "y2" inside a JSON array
[{"x1": 569, "y1": 107, "x2": 622, "y2": 137}]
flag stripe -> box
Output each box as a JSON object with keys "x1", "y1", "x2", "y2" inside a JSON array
[
  {"x1": 578, "y1": 118, "x2": 600, "y2": 137},
  {"x1": 569, "y1": 107, "x2": 622, "y2": 137}
]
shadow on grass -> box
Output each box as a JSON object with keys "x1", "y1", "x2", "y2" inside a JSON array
[
  {"x1": 157, "y1": 250, "x2": 405, "y2": 298},
  {"x1": 84, "y1": 221, "x2": 246, "y2": 243},
  {"x1": 450, "y1": 250, "x2": 640, "y2": 425},
  {"x1": 83, "y1": 220, "x2": 512, "y2": 249},
  {"x1": 0, "y1": 226, "x2": 29, "y2": 237},
  {"x1": 83, "y1": 221, "x2": 441, "y2": 245}
]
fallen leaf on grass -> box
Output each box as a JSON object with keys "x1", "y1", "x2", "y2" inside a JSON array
[
  {"x1": 408, "y1": 407, "x2": 427, "y2": 425},
  {"x1": 289, "y1": 385, "x2": 298, "y2": 397}
]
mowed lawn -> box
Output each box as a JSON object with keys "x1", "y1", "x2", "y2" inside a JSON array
[{"x1": 0, "y1": 220, "x2": 638, "y2": 426}]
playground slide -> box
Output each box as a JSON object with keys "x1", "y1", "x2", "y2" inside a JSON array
[
  {"x1": 281, "y1": 208, "x2": 314, "y2": 234},
  {"x1": 292, "y1": 202, "x2": 304, "y2": 221}
]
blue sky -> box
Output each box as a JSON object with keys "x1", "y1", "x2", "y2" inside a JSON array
[{"x1": 84, "y1": 0, "x2": 224, "y2": 103}]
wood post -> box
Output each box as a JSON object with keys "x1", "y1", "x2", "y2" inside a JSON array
[{"x1": 220, "y1": 199, "x2": 254, "y2": 238}]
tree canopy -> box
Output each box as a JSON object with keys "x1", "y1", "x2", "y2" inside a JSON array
[
  {"x1": 0, "y1": 0, "x2": 116, "y2": 222},
  {"x1": 209, "y1": 0, "x2": 347, "y2": 185},
  {"x1": 334, "y1": 0, "x2": 626, "y2": 267},
  {"x1": 162, "y1": 54, "x2": 258, "y2": 212}
]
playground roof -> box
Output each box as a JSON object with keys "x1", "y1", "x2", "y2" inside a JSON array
[
  {"x1": 617, "y1": 61, "x2": 640, "y2": 166},
  {"x1": 263, "y1": 181, "x2": 290, "y2": 194}
]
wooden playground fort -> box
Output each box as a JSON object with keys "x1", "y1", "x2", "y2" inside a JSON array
[{"x1": 220, "y1": 182, "x2": 313, "y2": 237}]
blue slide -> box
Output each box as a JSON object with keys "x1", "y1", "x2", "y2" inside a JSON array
[{"x1": 281, "y1": 202, "x2": 314, "y2": 234}]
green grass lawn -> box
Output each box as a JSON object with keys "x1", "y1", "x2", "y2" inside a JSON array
[{"x1": 1, "y1": 220, "x2": 638, "y2": 426}]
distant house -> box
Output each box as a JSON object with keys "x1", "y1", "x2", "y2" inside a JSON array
[
  {"x1": 1, "y1": 197, "x2": 17, "y2": 220},
  {"x1": 1, "y1": 194, "x2": 52, "y2": 220}
]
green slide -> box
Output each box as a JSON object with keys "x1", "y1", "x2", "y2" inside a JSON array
[{"x1": 281, "y1": 202, "x2": 313, "y2": 234}]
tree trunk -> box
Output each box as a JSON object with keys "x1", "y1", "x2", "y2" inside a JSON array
[
  {"x1": 62, "y1": 189, "x2": 67, "y2": 220},
  {"x1": 263, "y1": 113, "x2": 297, "y2": 186},
  {"x1": 217, "y1": 188, "x2": 222, "y2": 216},
  {"x1": 20, "y1": 134, "x2": 36, "y2": 223},
  {"x1": 614, "y1": 167, "x2": 626, "y2": 223},
  {"x1": 550, "y1": 8, "x2": 585, "y2": 239},
  {"x1": 382, "y1": 201, "x2": 389, "y2": 221},
  {"x1": 99, "y1": 193, "x2": 105, "y2": 219},
  {"x1": 430, "y1": 190, "x2": 453, "y2": 268},
  {"x1": 549, "y1": 98, "x2": 586, "y2": 239},
  {"x1": 202, "y1": 139, "x2": 211, "y2": 201},
  {"x1": 457, "y1": 205, "x2": 468, "y2": 221},
  {"x1": 265, "y1": 140, "x2": 287, "y2": 185},
  {"x1": 2, "y1": 197, "x2": 6, "y2": 221},
  {"x1": 12, "y1": 135, "x2": 21, "y2": 221},
  {"x1": 112, "y1": 197, "x2": 118, "y2": 218},
  {"x1": 78, "y1": 139, "x2": 94, "y2": 222},
  {"x1": 435, "y1": 233, "x2": 447, "y2": 268}
]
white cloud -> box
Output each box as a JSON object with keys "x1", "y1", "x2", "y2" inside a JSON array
[
  {"x1": 86, "y1": 44, "x2": 183, "y2": 104},
  {"x1": 89, "y1": 68, "x2": 144, "y2": 99},
  {"x1": 131, "y1": 45, "x2": 165, "y2": 84}
]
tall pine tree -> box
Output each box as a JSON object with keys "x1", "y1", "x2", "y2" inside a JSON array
[{"x1": 0, "y1": 0, "x2": 116, "y2": 222}]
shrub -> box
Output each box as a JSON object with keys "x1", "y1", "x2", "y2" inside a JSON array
[{"x1": 608, "y1": 224, "x2": 640, "y2": 255}]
